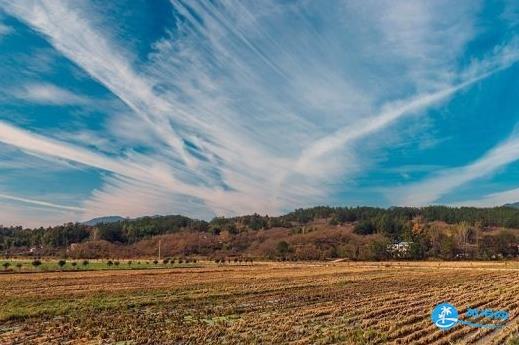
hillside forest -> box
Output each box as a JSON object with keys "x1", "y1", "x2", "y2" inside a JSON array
[{"x1": 1, "y1": 206, "x2": 518, "y2": 260}]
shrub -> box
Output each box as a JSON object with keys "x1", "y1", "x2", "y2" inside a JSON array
[
  {"x1": 16, "y1": 263, "x2": 22, "y2": 271},
  {"x1": 353, "y1": 221, "x2": 376, "y2": 235},
  {"x1": 178, "y1": 258, "x2": 183, "y2": 264},
  {"x1": 82, "y1": 260, "x2": 89, "y2": 267},
  {"x1": 162, "y1": 259, "x2": 169, "y2": 264},
  {"x1": 276, "y1": 241, "x2": 290, "y2": 256},
  {"x1": 58, "y1": 260, "x2": 66, "y2": 269},
  {"x1": 32, "y1": 259, "x2": 42, "y2": 269},
  {"x1": 107, "y1": 260, "x2": 113, "y2": 266},
  {"x1": 114, "y1": 261, "x2": 120, "y2": 266},
  {"x1": 127, "y1": 260, "x2": 132, "y2": 266},
  {"x1": 71, "y1": 262, "x2": 77, "y2": 268},
  {"x1": 153, "y1": 260, "x2": 158, "y2": 265},
  {"x1": 2, "y1": 262, "x2": 10, "y2": 270}
]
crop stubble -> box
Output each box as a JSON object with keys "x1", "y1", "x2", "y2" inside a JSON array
[{"x1": 0, "y1": 262, "x2": 517, "y2": 344}]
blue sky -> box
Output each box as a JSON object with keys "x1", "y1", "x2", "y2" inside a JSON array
[{"x1": 0, "y1": 0, "x2": 518, "y2": 226}]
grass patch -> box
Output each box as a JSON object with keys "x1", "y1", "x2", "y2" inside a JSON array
[{"x1": 0, "y1": 259, "x2": 202, "y2": 273}]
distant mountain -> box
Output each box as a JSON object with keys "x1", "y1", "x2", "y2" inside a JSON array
[
  {"x1": 504, "y1": 202, "x2": 519, "y2": 209},
  {"x1": 82, "y1": 216, "x2": 126, "y2": 226}
]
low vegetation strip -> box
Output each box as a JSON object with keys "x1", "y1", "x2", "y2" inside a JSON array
[
  {"x1": 0, "y1": 258, "x2": 203, "y2": 274},
  {"x1": 0, "y1": 262, "x2": 517, "y2": 344}
]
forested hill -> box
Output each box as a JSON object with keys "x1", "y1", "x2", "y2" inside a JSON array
[
  {"x1": 504, "y1": 202, "x2": 519, "y2": 209},
  {"x1": 82, "y1": 216, "x2": 126, "y2": 226},
  {"x1": 1, "y1": 206, "x2": 519, "y2": 260}
]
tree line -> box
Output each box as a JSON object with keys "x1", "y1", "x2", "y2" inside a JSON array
[{"x1": 1, "y1": 206, "x2": 518, "y2": 259}]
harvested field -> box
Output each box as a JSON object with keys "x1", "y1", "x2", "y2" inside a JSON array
[{"x1": 0, "y1": 261, "x2": 518, "y2": 344}]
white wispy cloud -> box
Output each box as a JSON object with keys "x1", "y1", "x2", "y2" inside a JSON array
[
  {"x1": 0, "y1": 0, "x2": 193, "y2": 165},
  {"x1": 0, "y1": 22, "x2": 11, "y2": 36},
  {"x1": 0, "y1": 120, "x2": 191, "y2": 192},
  {"x1": 147, "y1": 0, "x2": 484, "y2": 203},
  {"x1": 293, "y1": 74, "x2": 486, "y2": 177},
  {"x1": 0, "y1": 0, "x2": 517, "y2": 225},
  {"x1": 0, "y1": 192, "x2": 84, "y2": 211},
  {"x1": 0, "y1": 119, "x2": 256, "y2": 218},
  {"x1": 14, "y1": 82, "x2": 89, "y2": 105},
  {"x1": 0, "y1": 143, "x2": 80, "y2": 172},
  {"x1": 390, "y1": 132, "x2": 519, "y2": 206},
  {"x1": 385, "y1": 39, "x2": 519, "y2": 206},
  {"x1": 0, "y1": 198, "x2": 81, "y2": 227},
  {"x1": 458, "y1": 187, "x2": 519, "y2": 207}
]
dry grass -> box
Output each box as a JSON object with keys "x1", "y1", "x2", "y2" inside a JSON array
[{"x1": 0, "y1": 261, "x2": 518, "y2": 344}]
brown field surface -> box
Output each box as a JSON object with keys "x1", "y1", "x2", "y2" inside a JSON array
[{"x1": 0, "y1": 261, "x2": 518, "y2": 344}]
